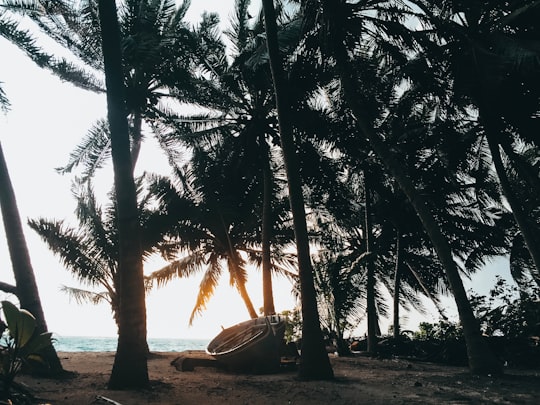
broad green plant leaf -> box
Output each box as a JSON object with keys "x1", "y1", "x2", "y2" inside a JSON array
[
  {"x1": 1, "y1": 300, "x2": 37, "y2": 348},
  {"x1": 22, "y1": 332, "x2": 53, "y2": 356}
]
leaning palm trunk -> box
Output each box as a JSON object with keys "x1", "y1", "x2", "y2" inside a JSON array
[
  {"x1": 0, "y1": 142, "x2": 64, "y2": 375},
  {"x1": 235, "y1": 279, "x2": 258, "y2": 319},
  {"x1": 261, "y1": 140, "x2": 276, "y2": 315},
  {"x1": 340, "y1": 81, "x2": 501, "y2": 374},
  {"x1": 261, "y1": 0, "x2": 334, "y2": 380},
  {"x1": 393, "y1": 230, "x2": 401, "y2": 339},
  {"x1": 364, "y1": 172, "x2": 377, "y2": 354},
  {"x1": 325, "y1": 5, "x2": 501, "y2": 374},
  {"x1": 97, "y1": 0, "x2": 149, "y2": 389}
]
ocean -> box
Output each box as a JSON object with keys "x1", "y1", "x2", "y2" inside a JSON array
[{"x1": 52, "y1": 336, "x2": 210, "y2": 352}]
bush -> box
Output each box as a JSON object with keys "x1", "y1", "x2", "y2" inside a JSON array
[{"x1": 0, "y1": 301, "x2": 54, "y2": 404}]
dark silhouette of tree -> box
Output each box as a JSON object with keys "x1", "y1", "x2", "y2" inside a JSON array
[
  {"x1": 97, "y1": 0, "x2": 148, "y2": 389},
  {"x1": 298, "y1": 0, "x2": 503, "y2": 374},
  {"x1": 28, "y1": 177, "x2": 168, "y2": 331},
  {"x1": 0, "y1": 142, "x2": 64, "y2": 374},
  {"x1": 261, "y1": 0, "x2": 334, "y2": 380}
]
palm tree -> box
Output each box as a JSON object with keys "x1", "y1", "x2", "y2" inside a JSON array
[
  {"x1": 96, "y1": 0, "x2": 148, "y2": 389},
  {"x1": 0, "y1": 141, "x2": 64, "y2": 374},
  {"x1": 411, "y1": 0, "x2": 540, "y2": 285},
  {"x1": 312, "y1": 252, "x2": 365, "y2": 357},
  {"x1": 5, "y1": 0, "x2": 222, "y2": 183},
  {"x1": 504, "y1": 144, "x2": 540, "y2": 289},
  {"x1": 0, "y1": 2, "x2": 67, "y2": 374},
  {"x1": 302, "y1": 0, "x2": 503, "y2": 374},
  {"x1": 261, "y1": 0, "x2": 334, "y2": 380},
  {"x1": 28, "y1": 178, "x2": 167, "y2": 332},
  {"x1": 165, "y1": 0, "x2": 290, "y2": 316},
  {"x1": 146, "y1": 147, "x2": 297, "y2": 323},
  {"x1": 41, "y1": 0, "x2": 223, "y2": 180}
]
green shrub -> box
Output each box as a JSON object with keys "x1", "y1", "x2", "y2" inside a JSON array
[{"x1": 0, "y1": 300, "x2": 53, "y2": 403}]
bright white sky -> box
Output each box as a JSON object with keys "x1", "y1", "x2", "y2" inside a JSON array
[{"x1": 0, "y1": 0, "x2": 513, "y2": 341}]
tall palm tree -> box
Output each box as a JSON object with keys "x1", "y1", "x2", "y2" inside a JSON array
[
  {"x1": 303, "y1": 0, "x2": 502, "y2": 374},
  {"x1": 43, "y1": 0, "x2": 222, "y2": 180},
  {"x1": 261, "y1": 0, "x2": 334, "y2": 380},
  {"x1": 166, "y1": 0, "x2": 289, "y2": 316},
  {"x1": 0, "y1": 1, "x2": 67, "y2": 374},
  {"x1": 0, "y1": 142, "x2": 64, "y2": 374},
  {"x1": 96, "y1": 0, "x2": 148, "y2": 389}
]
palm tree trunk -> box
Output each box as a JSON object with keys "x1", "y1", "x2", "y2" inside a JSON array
[
  {"x1": 261, "y1": 0, "x2": 333, "y2": 380},
  {"x1": 236, "y1": 279, "x2": 258, "y2": 319},
  {"x1": 261, "y1": 140, "x2": 276, "y2": 315},
  {"x1": 130, "y1": 111, "x2": 143, "y2": 171},
  {"x1": 324, "y1": 1, "x2": 501, "y2": 374},
  {"x1": 352, "y1": 102, "x2": 500, "y2": 374},
  {"x1": 393, "y1": 230, "x2": 401, "y2": 339},
  {"x1": 0, "y1": 141, "x2": 64, "y2": 374},
  {"x1": 364, "y1": 172, "x2": 377, "y2": 354},
  {"x1": 97, "y1": 0, "x2": 149, "y2": 389}
]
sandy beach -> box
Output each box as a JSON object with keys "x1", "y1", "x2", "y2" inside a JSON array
[{"x1": 13, "y1": 351, "x2": 540, "y2": 404}]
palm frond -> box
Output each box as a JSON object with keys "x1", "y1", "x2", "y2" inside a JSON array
[
  {"x1": 27, "y1": 218, "x2": 112, "y2": 286},
  {"x1": 55, "y1": 118, "x2": 111, "y2": 179},
  {"x1": 59, "y1": 285, "x2": 111, "y2": 306},
  {"x1": 0, "y1": 82, "x2": 9, "y2": 112},
  {"x1": 146, "y1": 252, "x2": 206, "y2": 288},
  {"x1": 225, "y1": 0, "x2": 252, "y2": 55},
  {"x1": 188, "y1": 259, "x2": 222, "y2": 325}
]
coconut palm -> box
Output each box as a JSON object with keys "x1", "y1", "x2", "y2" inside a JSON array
[
  {"x1": 292, "y1": 0, "x2": 504, "y2": 374},
  {"x1": 8, "y1": 0, "x2": 223, "y2": 180},
  {"x1": 165, "y1": 0, "x2": 291, "y2": 316},
  {"x1": 505, "y1": 144, "x2": 540, "y2": 289},
  {"x1": 0, "y1": 1, "x2": 75, "y2": 375},
  {"x1": 96, "y1": 0, "x2": 148, "y2": 389},
  {"x1": 312, "y1": 251, "x2": 365, "y2": 357},
  {"x1": 0, "y1": 141, "x2": 65, "y2": 375},
  {"x1": 261, "y1": 0, "x2": 334, "y2": 380},
  {"x1": 28, "y1": 177, "x2": 167, "y2": 331},
  {"x1": 411, "y1": 0, "x2": 540, "y2": 285},
  {"x1": 146, "y1": 144, "x2": 297, "y2": 323}
]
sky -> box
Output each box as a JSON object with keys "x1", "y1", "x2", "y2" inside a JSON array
[{"x1": 0, "y1": 0, "x2": 514, "y2": 341}]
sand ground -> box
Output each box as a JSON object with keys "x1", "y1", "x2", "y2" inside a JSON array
[{"x1": 14, "y1": 351, "x2": 540, "y2": 404}]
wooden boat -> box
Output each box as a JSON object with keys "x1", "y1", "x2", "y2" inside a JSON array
[{"x1": 206, "y1": 315, "x2": 286, "y2": 373}]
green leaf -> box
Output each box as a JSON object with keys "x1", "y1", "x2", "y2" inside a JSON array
[
  {"x1": 22, "y1": 332, "x2": 53, "y2": 355},
  {"x1": 1, "y1": 300, "x2": 37, "y2": 348}
]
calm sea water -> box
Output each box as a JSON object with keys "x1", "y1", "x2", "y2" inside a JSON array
[{"x1": 52, "y1": 336, "x2": 210, "y2": 352}]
